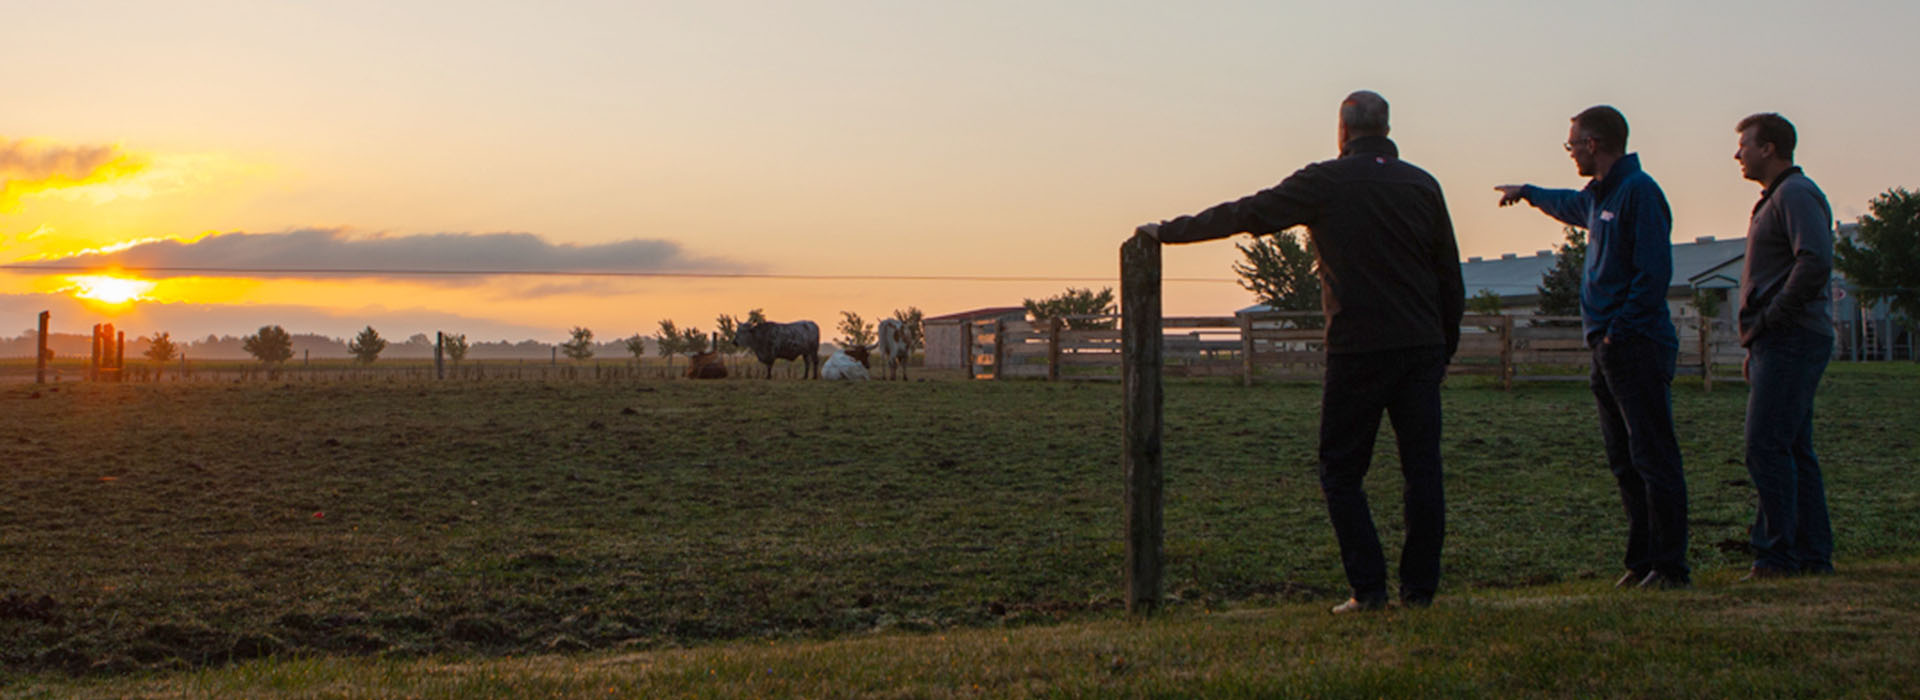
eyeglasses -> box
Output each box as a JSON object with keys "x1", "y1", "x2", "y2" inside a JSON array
[{"x1": 1563, "y1": 137, "x2": 1596, "y2": 152}]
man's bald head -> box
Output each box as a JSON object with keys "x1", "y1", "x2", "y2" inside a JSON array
[{"x1": 1339, "y1": 90, "x2": 1390, "y2": 141}]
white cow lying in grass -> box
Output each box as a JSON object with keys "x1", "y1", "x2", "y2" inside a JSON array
[{"x1": 821, "y1": 350, "x2": 871, "y2": 380}]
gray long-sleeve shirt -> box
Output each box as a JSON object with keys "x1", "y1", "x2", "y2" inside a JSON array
[{"x1": 1739, "y1": 167, "x2": 1834, "y2": 346}]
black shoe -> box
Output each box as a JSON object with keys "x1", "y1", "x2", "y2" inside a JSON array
[
  {"x1": 1801, "y1": 563, "x2": 1835, "y2": 576},
  {"x1": 1615, "y1": 570, "x2": 1648, "y2": 588},
  {"x1": 1739, "y1": 565, "x2": 1796, "y2": 582},
  {"x1": 1330, "y1": 596, "x2": 1387, "y2": 614},
  {"x1": 1638, "y1": 570, "x2": 1691, "y2": 590},
  {"x1": 1399, "y1": 595, "x2": 1433, "y2": 609}
]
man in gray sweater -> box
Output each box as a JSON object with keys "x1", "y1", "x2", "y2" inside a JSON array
[{"x1": 1733, "y1": 112, "x2": 1836, "y2": 579}]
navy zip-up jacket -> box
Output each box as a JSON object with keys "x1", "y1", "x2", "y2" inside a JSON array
[
  {"x1": 1156, "y1": 135, "x2": 1464, "y2": 357},
  {"x1": 1519, "y1": 153, "x2": 1677, "y2": 350}
]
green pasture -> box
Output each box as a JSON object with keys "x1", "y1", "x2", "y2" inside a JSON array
[{"x1": 2, "y1": 363, "x2": 1916, "y2": 695}]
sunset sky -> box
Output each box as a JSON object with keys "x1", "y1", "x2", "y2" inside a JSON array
[{"x1": 4, "y1": 1, "x2": 1915, "y2": 344}]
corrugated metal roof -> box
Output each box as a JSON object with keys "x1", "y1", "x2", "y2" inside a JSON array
[{"x1": 1237, "y1": 236, "x2": 1748, "y2": 314}]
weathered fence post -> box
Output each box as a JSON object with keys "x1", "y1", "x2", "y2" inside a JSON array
[
  {"x1": 89, "y1": 324, "x2": 101, "y2": 382},
  {"x1": 36, "y1": 311, "x2": 49, "y2": 384},
  {"x1": 115, "y1": 330, "x2": 125, "y2": 382},
  {"x1": 435, "y1": 332, "x2": 445, "y2": 380},
  {"x1": 1500, "y1": 315, "x2": 1515, "y2": 392},
  {"x1": 962, "y1": 321, "x2": 975, "y2": 379},
  {"x1": 1238, "y1": 314, "x2": 1255, "y2": 387},
  {"x1": 991, "y1": 320, "x2": 1006, "y2": 381},
  {"x1": 1047, "y1": 317, "x2": 1063, "y2": 381},
  {"x1": 1699, "y1": 317, "x2": 1713, "y2": 392},
  {"x1": 1120, "y1": 232, "x2": 1163, "y2": 615}
]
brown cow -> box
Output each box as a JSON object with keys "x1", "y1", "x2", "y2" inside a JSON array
[{"x1": 685, "y1": 350, "x2": 728, "y2": 379}]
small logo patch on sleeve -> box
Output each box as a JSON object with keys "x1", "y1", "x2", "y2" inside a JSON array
[{"x1": 1599, "y1": 210, "x2": 1616, "y2": 222}]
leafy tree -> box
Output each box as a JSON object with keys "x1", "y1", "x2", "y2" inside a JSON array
[
  {"x1": 1535, "y1": 226, "x2": 1586, "y2": 323},
  {"x1": 444, "y1": 333, "x2": 469, "y2": 363},
  {"x1": 837, "y1": 311, "x2": 875, "y2": 348},
  {"x1": 348, "y1": 325, "x2": 388, "y2": 364},
  {"x1": 242, "y1": 325, "x2": 294, "y2": 364},
  {"x1": 1836, "y1": 187, "x2": 1920, "y2": 331},
  {"x1": 891, "y1": 307, "x2": 925, "y2": 350},
  {"x1": 1468, "y1": 288, "x2": 1506, "y2": 316},
  {"x1": 653, "y1": 320, "x2": 683, "y2": 366},
  {"x1": 406, "y1": 333, "x2": 432, "y2": 347},
  {"x1": 1024, "y1": 287, "x2": 1116, "y2": 330},
  {"x1": 747, "y1": 308, "x2": 767, "y2": 324},
  {"x1": 1233, "y1": 229, "x2": 1322, "y2": 327},
  {"x1": 560, "y1": 326, "x2": 595, "y2": 361},
  {"x1": 714, "y1": 314, "x2": 741, "y2": 354},
  {"x1": 623, "y1": 333, "x2": 648, "y2": 359},
  {"x1": 143, "y1": 331, "x2": 178, "y2": 364},
  {"x1": 1692, "y1": 288, "x2": 1726, "y2": 324},
  {"x1": 678, "y1": 326, "x2": 709, "y2": 355}
]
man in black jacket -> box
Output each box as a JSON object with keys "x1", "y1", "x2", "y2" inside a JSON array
[{"x1": 1138, "y1": 91, "x2": 1465, "y2": 613}]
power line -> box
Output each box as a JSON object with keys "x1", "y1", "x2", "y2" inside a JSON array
[{"x1": 0, "y1": 264, "x2": 1240, "y2": 284}]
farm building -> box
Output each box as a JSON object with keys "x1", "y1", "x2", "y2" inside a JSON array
[{"x1": 923, "y1": 306, "x2": 1026, "y2": 369}]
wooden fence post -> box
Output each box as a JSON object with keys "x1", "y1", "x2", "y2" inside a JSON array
[
  {"x1": 115, "y1": 330, "x2": 125, "y2": 382},
  {"x1": 1238, "y1": 314, "x2": 1255, "y2": 387},
  {"x1": 1048, "y1": 317, "x2": 1063, "y2": 381},
  {"x1": 962, "y1": 321, "x2": 975, "y2": 379},
  {"x1": 992, "y1": 320, "x2": 1006, "y2": 381},
  {"x1": 1698, "y1": 317, "x2": 1712, "y2": 392},
  {"x1": 89, "y1": 324, "x2": 101, "y2": 382},
  {"x1": 36, "y1": 311, "x2": 49, "y2": 385},
  {"x1": 435, "y1": 332, "x2": 445, "y2": 380},
  {"x1": 1500, "y1": 315, "x2": 1515, "y2": 392},
  {"x1": 1120, "y1": 232, "x2": 1163, "y2": 615}
]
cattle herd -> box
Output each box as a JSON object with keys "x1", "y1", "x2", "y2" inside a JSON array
[{"x1": 691, "y1": 318, "x2": 912, "y2": 381}]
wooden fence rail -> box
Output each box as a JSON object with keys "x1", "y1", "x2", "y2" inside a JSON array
[{"x1": 971, "y1": 309, "x2": 1742, "y2": 390}]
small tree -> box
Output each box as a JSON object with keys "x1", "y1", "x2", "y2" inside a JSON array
[
  {"x1": 837, "y1": 311, "x2": 875, "y2": 349},
  {"x1": 348, "y1": 325, "x2": 387, "y2": 364},
  {"x1": 679, "y1": 326, "x2": 709, "y2": 355},
  {"x1": 1233, "y1": 229, "x2": 1322, "y2": 328},
  {"x1": 444, "y1": 333, "x2": 469, "y2": 363},
  {"x1": 1468, "y1": 288, "x2": 1505, "y2": 316},
  {"x1": 714, "y1": 314, "x2": 741, "y2": 354},
  {"x1": 1836, "y1": 187, "x2": 1920, "y2": 334},
  {"x1": 1692, "y1": 288, "x2": 1726, "y2": 324},
  {"x1": 623, "y1": 333, "x2": 648, "y2": 360},
  {"x1": 890, "y1": 307, "x2": 925, "y2": 350},
  {"x1": 1024, "y1": 287, "x2": 1116, "y2": 330},
  {"x1": 144, "y1": 331, "x2": 179, "y2": 364},
  {"x1": 560, "y1": 326, "x2": 595, "y2": 361},
  {"x1": 1535, "y1": 226, "x2": 1586, "y2": 324},
  {"x1": 243, "y1": 325, "x2": 294, "y2": 365},
  {"x1": 653, "y1": 320, "x2": 683, "y2": 367}
]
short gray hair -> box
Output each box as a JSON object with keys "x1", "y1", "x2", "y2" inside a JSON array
[{"x1": 1340, "y1": 90, "x2": 1390, "y2": 136}]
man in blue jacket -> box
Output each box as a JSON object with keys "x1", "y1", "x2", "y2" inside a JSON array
[
  {"x1": 1139, "y1": 91, "x2": 1465, "y2": 613},
  {"x1": 1495, "y1": 106, "x2": 1690, "y2": 589},
  {"x1": 1732, "y1": 112, "x2": 1835, "y2": 580}
]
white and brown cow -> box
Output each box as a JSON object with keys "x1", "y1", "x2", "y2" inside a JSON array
[
  {"x1": 876, "y1": 318, "x2": 910, "y2": 380},
  {"x1": 733, "y1": 320, "x2": 821, "y2": 379}
]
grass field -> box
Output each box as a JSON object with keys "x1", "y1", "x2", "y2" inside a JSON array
[{"x1": 3, "y1": 363, "x2": 1917, "y2": 694}]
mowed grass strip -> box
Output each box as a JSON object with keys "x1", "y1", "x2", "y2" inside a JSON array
[
  {"x1": 1, "y1": 363, "x2": 1916, "y2": 680},
  {"x1": 14, "y1": 556, "x2": 1920, "y2": 698}
]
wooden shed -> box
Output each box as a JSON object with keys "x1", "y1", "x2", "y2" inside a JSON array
[{"x1": 922, "y1": 306, "x2": 1026, "y2": 369}]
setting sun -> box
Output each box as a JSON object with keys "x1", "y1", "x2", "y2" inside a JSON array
[{"x1": 68, "y1": 275, "x2": 156, "y2": 305}]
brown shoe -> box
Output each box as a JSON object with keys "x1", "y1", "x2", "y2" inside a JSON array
[
  {"x1": 1330, "y1": 597, "x2": 1387, "y2": 614},
  {"x1": 1739, "y1": 565, "x2": 1795, "y2": 582}
]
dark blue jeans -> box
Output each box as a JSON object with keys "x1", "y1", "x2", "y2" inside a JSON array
[
  {"x1": 1590, "y1": 334, "x2": 1690, "y2": 581},
  {"x1": 1319, "y1": 345, "x2": 1447, "y2": 602},
  {"x1": 1745, "y1": 325, "x2": 1834, "y2": 573}
]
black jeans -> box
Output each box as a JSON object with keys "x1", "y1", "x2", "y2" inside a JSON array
[
  {"x1": 1590, "y1": 334, "x2": 1690, "y2": 581},
  {"x1": 1318, "y1": 345, "x2": 1448, "y2": 602},
  {"x1": 1745, "y1": 325, "x2": 1834, "y2": 573}
]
